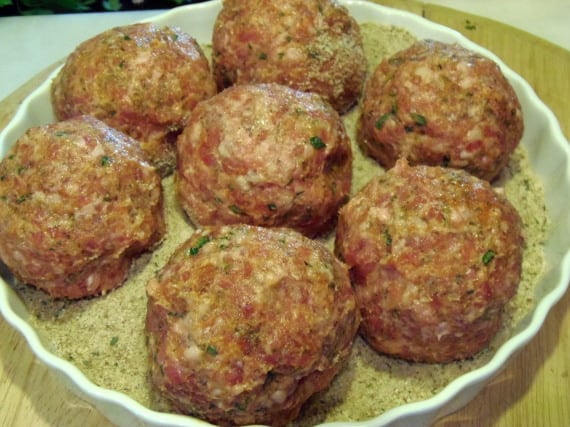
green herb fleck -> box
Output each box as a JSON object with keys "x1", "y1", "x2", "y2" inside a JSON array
[
  {"x1": 101, "y1": 155, "x2": 112, "y2": 166},
  {"x1": 123, "y1": 35, "x2": 131, "y2": 41},
  {"x1": 229, "y1": 204, "x2": 245, "y2": 215},
  {"x1": 383, "y1": 229, "x2": 392, "y2": 246},
  {"x1": 267, "y1": 203, "x2": 277, "y2": 211},
  {"x1": 309, "y1": 136, "x2": 326, "y2": 149},
  {"x1": 465, "y1": 20, "x2": 477, "y2": 30},
  {"x1": 258, "y1": 52, "x2": 268, "y2": 60},
  {"x1": 410, "y1": 113, "x2": 427, "y2": 126},
  {"x1": 167, "y1": 311, "x2": 185, "y2": 318},
  {"x1": 110, "y1": 336, "x2": 119, "y2": 346},
  {"x1": 16, "y1": 193, "x2": 32, "y2": 204},
  {"x1": 391, "y1": 101, "x2": 399, "y2": 114},
  {"x1": 375, "y1": 113, "x2": 392, "y2": 130},
  {"x1": 308, "y1": 48, "x2": 320, "y2": 59},
  {"x1": 188, "y1": 236, "x2": 211, "y2": 256},
  {"x1": 206, "y1": 345, "x2": 218, "y2": 356},
  {"x1": 235, "y1": 402, "x2": 247, "y2": 411},
  {"x1": 482, "y1": 250, "x2": 496, "y2": 265}
]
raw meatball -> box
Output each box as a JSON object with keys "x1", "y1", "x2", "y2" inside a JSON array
[
  {"x1": 212, "y1": 0, "x2": 367, "y2": 113},
  {"x1": 0, "y1": 116, "x2": 165, "y2": 299},
  {"x1": 51, "y1": 23, "x2": 217, "y2": 176},
  {"x1": 358, "y1": 40, "x2": 524, "y2": 181},
  {"x1": 146, "y1": 224, "x2": 359, "y2": 426},
  {"x1": 176, "y1": 83, "x2": 352, "y2": 238},
  {"x1": 335, "y1": 160, "x2": 523, "y2": 363}
]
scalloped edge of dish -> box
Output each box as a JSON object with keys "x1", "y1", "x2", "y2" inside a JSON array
[{"x1": 1, "y1": 1, "x2": 569, "y2": 426}]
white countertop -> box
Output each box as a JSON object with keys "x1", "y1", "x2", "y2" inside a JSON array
[{"x1": 0, "y1": 0, "x2": 568, "y2": 102}]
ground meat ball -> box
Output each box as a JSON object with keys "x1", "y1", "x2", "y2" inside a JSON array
[
  {"x1": 212, "y1": 0, "x2": 367, "y2": 113},
  {"x1": 51, "y1": 23, "x2": 217, "y2": 176},
  {"x1": 334, "y1": 160, "x2": 523, "y2": 363},
  {"x1": 0, "y1": 116, "x2": 165, "y2": 299},
  {"x1": 176, "y1": 83, "x2": 352, "y2": 238},
  {"x1": 146, "y1": 224, "x2": 359, "y2": 426},
  {"x1": 357, "y1": 40, "x2": 524, "y2": 181}
]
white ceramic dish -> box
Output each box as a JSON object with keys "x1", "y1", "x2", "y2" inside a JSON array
[{"x1": 1, "y1": 1, "x2": 569, "y2": 426}]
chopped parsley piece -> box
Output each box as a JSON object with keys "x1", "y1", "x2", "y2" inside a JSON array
[
  {"x1": 110, "y1": 336, "x2": 119, "y2": 346},
  {"x1": 410, "y1": 113, "x2": 427, "y2": 126},
  {"x1": 101, "y1": 155, "x2": 112, "y2": 166},
  {"x1": 383, "y1": 229, "x2": 392, "y2": 246},
  {"x1": 206, "y1": 345, "x2": 218, "y2": 356},
  {"x1": 465, "y1": 20, "x2": 477, "y2": 30},
  {"x1": 482, "y1": 250, "x2": 496, "y2": 265},
  {"x1": 308, "y1": 48, "x2": 320, "y2": 59},
  {"x1": 167, "y1": 311, "x2": 185, "y2": 318},
  {"x1": 310, "y1": 136, "x2": 326, "y2": 149},
  {"x1": 258, "y1": 52, "x2": 268, "y2": 60},
  {"x1": 15, "y1": 193, "x2": 32, "y2": 204},
  {"x1": 391, "y1": 101, "x2": 399, "y2": 115},
  {"x1": 229, "y1": 204, "x2": 245, "y2": 215},
  {"x1": 267, "y1": 203, "x2": 277, "y2": 211},
  {"x1": 375, "y1": 113, "x2": 392, "y2": 130},
  {"x1": 188, "y1": 236, "x2": 211, "y2": 256},
  {"x1": 234, "y1": 402, "x2": 247, "y2": 411}
]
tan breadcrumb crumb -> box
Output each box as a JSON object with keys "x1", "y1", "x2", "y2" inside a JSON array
[{"x1": 12, "y1": 23, "x2": 548, "y2": 425}]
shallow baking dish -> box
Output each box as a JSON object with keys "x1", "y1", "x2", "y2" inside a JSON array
[{"x1": 1, "y1": 1, "x2": 569, "y2": 426}]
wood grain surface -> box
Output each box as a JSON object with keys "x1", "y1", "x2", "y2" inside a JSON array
[{"x1": 0, "y1": 1, "x2": 569, "y2": 426}]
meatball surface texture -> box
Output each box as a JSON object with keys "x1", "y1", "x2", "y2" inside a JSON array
[
  {"x1": 176, "y1": 83, "x2": 352, "y2": 237},
  {"x1": 51, "y1": 23, "x2": 217, "y2": 175},
  {"x1": 0, "y1": 116, "x2": 165, "y2": 299},
  {"x1": 212, "y1": 0, "x2": 367, "y2": 113},
  {"x1": 358, "y1": 40, "x2": 524, "y2": 181},
  {"x1": 335, "y1": 160, "x2": 524, "y2": 363},
  {"x1": 146, "y1": 224, "x2": 359, "y2": 426}
]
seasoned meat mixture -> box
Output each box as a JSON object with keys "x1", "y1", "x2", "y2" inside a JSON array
[
  {"x1": 51, "y1": 23, "x2": 217, "y2": 175},
  {"x1": 176, "y1": 83, "x2": 352, "y2": 238},
  {"x1": 357, "y1": 40, "x2": 524, "y2": 181},
  {"x1": 335, "y1": 160, "x2": 524, "y2": 363},
  {"x1": 212, "y1": 0, "x2": 367, "y2": 113},
  {"x1": 146, "y1": 224, "x2": 359, "y2": 426},
  {"x1": 0, "y1": 116, "x2": 164, "y2": 299}
]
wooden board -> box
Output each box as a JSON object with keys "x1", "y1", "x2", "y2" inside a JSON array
[{"x1": 0, "y1": 1, "x2": 568, "y2": 426}]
